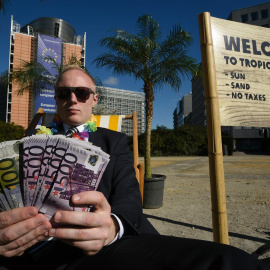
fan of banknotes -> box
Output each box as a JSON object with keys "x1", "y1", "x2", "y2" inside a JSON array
[{"x1": 0, "y1": 134, "x2": 110, "y2": 219}]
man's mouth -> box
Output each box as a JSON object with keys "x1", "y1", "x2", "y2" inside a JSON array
[{"x1": 67, "y1": 108, "x2": 79, "y2": 113}]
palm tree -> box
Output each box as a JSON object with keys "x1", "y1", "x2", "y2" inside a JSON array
[
  {"x1": 8, "y1": 55, "x2": 106, "y2": 106},
  {"x1": 9, "y1": 55, "x2": 91, "y2": 95},
  {"x1": 0, "y1": 0, "x2": 10, "y2": 14},
  {"x1": 1, "y1": 0, "x2": 46, "y2": 14},
  {"x1": 94, "y1": 14, "x2": 198, "y2": 178},
  {"x1": 11, "y1": 59, "x2": 56, "y2": 95}
]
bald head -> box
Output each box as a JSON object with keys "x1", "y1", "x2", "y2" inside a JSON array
[{"x1": 55, "y1": 65, "x2": 96, "y2": 93}]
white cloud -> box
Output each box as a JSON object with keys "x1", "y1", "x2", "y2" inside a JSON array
[{"x1": 103, "y1": 76, "x2": 119, "y2": 86}]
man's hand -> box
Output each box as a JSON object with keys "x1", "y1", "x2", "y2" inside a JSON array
[
  {"x1": 49, "y1": 191, "x2": 119, "y2": 256},
  {"x1": 0, "y1": 207, "x2": 52, "y2": 257}
]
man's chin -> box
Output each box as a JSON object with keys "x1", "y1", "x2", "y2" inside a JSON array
[{"x1": 65, "y1": 116, "x2": 84, "y2": 127}]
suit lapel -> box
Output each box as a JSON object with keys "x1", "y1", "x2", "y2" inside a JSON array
[{"x1": 88, "y1": 128, "x2": 102, "y2": 148}]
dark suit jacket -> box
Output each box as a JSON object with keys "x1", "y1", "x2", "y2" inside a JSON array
[
  {"x1": 25, "y1": 127, "x2": 158, "y2": 236},
  {"x1": 88, "y1": 127, "x2": 158, "y2": 235}
]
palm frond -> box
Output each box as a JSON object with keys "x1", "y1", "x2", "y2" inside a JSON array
[
  {"x1": 0, "y1": 0, "x2": 10, "y2": 13},
  {"x1": 94, "y1": 14, "x2": 198, "y2": 93},
  {"x1": 137, "y1": 14, "x2": 161, "y2": 42},
  {"x1": 12, "y1": 59, "x2": 54, "y2": 95},
  {"x1": 95, "y1": 53, "x2": 142, "y2": 78},
  {"x1": 10, "y1": 53, "x2": 86, "y2": 96},
  {"x1": 159, "y1": 25, "x2": 192, "y2": 59}
]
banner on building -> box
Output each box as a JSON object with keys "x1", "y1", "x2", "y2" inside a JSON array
[
  {"x1": 210, "y1": 17, "x2": 270, "y2": 127},
  {"x1": 35, "y1": 34, "x2": 62, "y2": 115}
]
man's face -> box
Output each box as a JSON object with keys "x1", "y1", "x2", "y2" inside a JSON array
[{"x1": 55, "y1": 69, "x2": 98, "y2": 126}]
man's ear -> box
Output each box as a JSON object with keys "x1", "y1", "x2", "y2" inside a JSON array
[{"x1": 92, "y1": 94, "x2": 98, "y2": 107}]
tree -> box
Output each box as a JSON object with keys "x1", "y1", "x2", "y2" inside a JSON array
[
  {"x1": 10, "y1": 55, "x2": 84, "y2": 95},
  {"x1": 6, "y1": 55, "x2": 104, "y2": 98},
  {"x1": 1, "y1": 0, "x2": 46, "y2": 14},
  {"x1": 4, "y1": 55, "x2": 109, "y2": 116},
  {"x1": 0, "y1": 121, "x2": 25, "y2": 142},
  {"x1": 11, "y1": 59, "x2": 56, "y2": 95},
  {"x1": 0, "y1": 0, "x2": 10, "y2": 14},
  {"x1": 94, "y1": 14, "x2": 198, "y2": 178}
]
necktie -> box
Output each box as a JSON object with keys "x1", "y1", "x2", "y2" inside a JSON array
[{"x1": 65, "y1": 127, "x2": 79, "y2": 137}]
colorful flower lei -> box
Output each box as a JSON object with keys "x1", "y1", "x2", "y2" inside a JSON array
[
  {"x1": 36, "y1": 126, "x2": 53, "y2": 135},
  {"x1": 36, "y1": 113, "x2": 97, "y2": 141}
]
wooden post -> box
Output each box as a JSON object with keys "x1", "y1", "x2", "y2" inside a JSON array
[
  {"x1": 26, "y1": 107, "x2": 45, "y2": 131},
  {"x1": 132, "y1": 111, "x2": 144, "y2": 201},
  {"x1": 198, "y1": 12, "x2": 229, "y2": 244},
  {"x1": 125, "y1": 111, "x2": 144, "y2": 202},
  {"x1": 132, "y1": 111, "x2": 139, "y2": 182}
]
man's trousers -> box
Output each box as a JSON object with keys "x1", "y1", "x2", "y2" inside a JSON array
[{"x1": 1, "y1": 234, "x2": 269, "y2": 270}]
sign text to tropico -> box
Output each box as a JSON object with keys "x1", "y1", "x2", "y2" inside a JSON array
[{"x1": 211, "y1": 17, "x2": 270, "y2": 127}]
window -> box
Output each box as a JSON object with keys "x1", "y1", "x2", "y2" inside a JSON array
[
  {"x1": 54, "y1": 23, "x2": 59, "y2": 37},
  {"x1": 241, "y1": 14, "x2": 248, "y2": 23},
  {"x1": 251, "y1": 11, "x2": 258, "y2": 21},
  {"x1": 261, "y1": 9, "x2": 268, "y2": 19}
]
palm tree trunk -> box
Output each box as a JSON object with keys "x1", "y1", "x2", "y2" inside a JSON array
[{"x1": 144, "y1": 84, "x2": 154, "y2": 178}]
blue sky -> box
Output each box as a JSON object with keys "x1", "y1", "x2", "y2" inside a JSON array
[{"x1": 0, "y1": 0, "x2": 269, "y2": 129}]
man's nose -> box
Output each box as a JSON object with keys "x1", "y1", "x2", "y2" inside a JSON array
[{"x1": 70, "y1": 92, "x2": 78, "y2": 102}]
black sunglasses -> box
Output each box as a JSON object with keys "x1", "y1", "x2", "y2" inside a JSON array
[{"x1": 56, "y1": 87, "x2": 95, "y2": 101}]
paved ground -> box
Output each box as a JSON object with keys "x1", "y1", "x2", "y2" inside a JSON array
[{"x1": 141, "y1": 153, "x2": 270, "y2": 256}]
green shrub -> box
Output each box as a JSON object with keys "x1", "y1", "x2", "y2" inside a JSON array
[
  {"x1": 137, "y1": 125, "x2": 208, "y2": 156},
  {"x1": 174, "y1": 125, "x2": 208, "y2": 156},
  {"x1": 0, "y1": 121, "x2": 25, "y2": 143}
]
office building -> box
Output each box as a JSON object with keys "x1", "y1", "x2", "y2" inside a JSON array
[
  {"x1": 191, "y1": 77, "x2": 206, "y2": 126},
  {"x1": 96, "y1": 87, "x2": 145, "y2": 136},
  {"x1": 227, "y1": 2, "x2": 270, "y2": 27},
  {"x1": 173, "y1": 93, "x2": 192, "y2": 128},
  {"x1": 6, "y1": 16, "x2": 86, "y2": 128}
]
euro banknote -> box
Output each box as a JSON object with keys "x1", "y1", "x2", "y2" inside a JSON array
[{"x1": 0, "y1": 135, "x2": 110, "y2": 218}]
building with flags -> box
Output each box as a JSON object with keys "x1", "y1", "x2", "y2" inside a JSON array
[{"x1": 5, "y1": 16, "x2": 86, "y2": 128}]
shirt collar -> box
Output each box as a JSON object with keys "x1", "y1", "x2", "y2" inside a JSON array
[{"x1": 63, "y1": 123, "x2": 86, "y2": 133}]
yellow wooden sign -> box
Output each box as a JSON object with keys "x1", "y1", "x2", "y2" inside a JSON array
[
  {"x1": 211, "y1": 17, "x2": 270, "y2": 127},
  {"x1": 198, "y1": 12, "x2": 270, "y2": 246}
]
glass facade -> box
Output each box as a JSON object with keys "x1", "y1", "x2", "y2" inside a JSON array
[{"x1": 96, "y1": 87, "x2": 145, "y2": 136}]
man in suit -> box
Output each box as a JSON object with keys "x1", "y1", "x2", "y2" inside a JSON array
[{"x1": 0, "y1": 66, "x2": 269, "y2": 270}]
